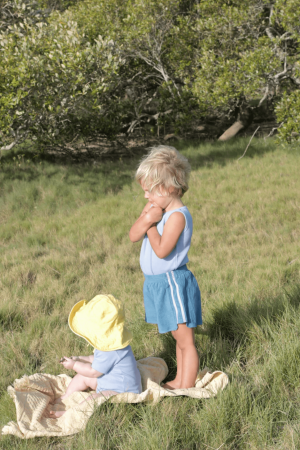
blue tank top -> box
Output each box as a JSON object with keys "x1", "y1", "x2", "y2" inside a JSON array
[{"x1": 140, "y1": 206, "x2": 193, "y2": 275}]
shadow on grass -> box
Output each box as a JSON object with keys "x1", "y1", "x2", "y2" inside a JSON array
[
  {"x1": 0, "y1": 136, "x2": 281, "y2": 202},
  {"x1": 177, "y1": 136, "x2": 278, "y2": 169},
  {"x1": 0, "y1": 147, "x2": 138, "y2": 195},
  {"x1": 156, "y1": 283, "x2": 300, "y2": 380},
  {"x1": 1, "y1": 136, "x2": 278, "y2": 180},
  {"x1": 206, "y1": 284, "x2": 300, "y2": 347}
]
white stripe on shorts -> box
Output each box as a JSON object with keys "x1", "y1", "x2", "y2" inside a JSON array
[
  {"x1": 166, "y1": 272, "x2": 179, "y2": 323},
  {"x1": 171, "y1": 270, "x2": 187, "y2": 323}
]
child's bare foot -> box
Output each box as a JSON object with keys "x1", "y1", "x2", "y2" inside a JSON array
[
  {"x1": 53, "y1": 396, "x2": 65, "y2": 404},
  {"x1": 49, "y1": 410, "x2": 66, "y2": 418},
  {"x1": 162, "y1": 380, "x2": 181, "y2": 390}
]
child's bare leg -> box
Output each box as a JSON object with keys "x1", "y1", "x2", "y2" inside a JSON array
[
  {"x1": 49, "y1": 390, "x2": 119, "y2": 418},
  {"x1": 82, "y1": 390, "x2": 119, "y2": 403},
  {"x1": 163, "y1": 324, "x2": 199, "y2": 390},
  {"x1": 49, "y1": 374, "x2": 97, "y2": 418},
  {"x1": 61, "y1": 373, "x2": 97, "y2": 400},
  {"x1": 163, "y1": 341, "x2": 182, "y2": 389}
]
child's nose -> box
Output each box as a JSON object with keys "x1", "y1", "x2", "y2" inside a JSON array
[{"x1": 144, "y1": 192, "x2": 150, "y2": 199}]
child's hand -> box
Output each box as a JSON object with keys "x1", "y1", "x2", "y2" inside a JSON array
[
  {"x1": 140, "y1": 202, "x2": 153, "y2": 216},
  {"x1": 129, "y1": 203, "x2": 162, "y2": 243},
  {"x1": 146, "y1": 206, "x2": 163, "y2": 224},
  {"x1": 60, "y1": 357, "x2": 76, "y2": 370}
]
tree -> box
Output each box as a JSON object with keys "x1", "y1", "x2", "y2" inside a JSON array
[
  {"x1": 0, "y1": 3, "x2": 125, "y2": 151},
  {"x1": 1, "y1": 0, "x2": 300, "y2": 153},
  {"x1": 191, "y1": 0, "x2": 300, "y2": 140}
]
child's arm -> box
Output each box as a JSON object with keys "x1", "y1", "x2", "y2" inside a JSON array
[
  {"x1": 129, "y1": 204, "x2": 163, "y2": 243},
  {"x1": 70, "y1": 355, "x2": 94, "y2": 363},
  {"x1": 146, "y1": 212, "x2": 185, "y2": 259},
  {"x1": 61, "y1": 357, "x2": 102, "y2": 378},
  {"x1": 140, "y1": 202, "x2": 153, "y2": 216}
]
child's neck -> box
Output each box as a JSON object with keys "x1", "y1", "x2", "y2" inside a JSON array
[{"x1": 165, "y1": 196, "x2": 184, "y2": 212}]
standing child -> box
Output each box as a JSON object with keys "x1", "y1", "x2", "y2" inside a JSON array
[
  {"x1": 50, "y1": 294, "x2": 142, "y2": 417},
  {"x1": 129, "y1": 145, "x2": 202, "y2": 390}
]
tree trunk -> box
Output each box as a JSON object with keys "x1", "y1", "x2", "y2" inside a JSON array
[
  {"x1": 218, "y1": 105, "x2": 253, "y2": 141},
  {"x1": 218, "y1": 120, "x2": 245, "y2": 141}
]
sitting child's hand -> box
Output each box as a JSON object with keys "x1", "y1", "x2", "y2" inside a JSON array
[{"x1": 60, "y1": 356, "x2": 76, "y2": 370}]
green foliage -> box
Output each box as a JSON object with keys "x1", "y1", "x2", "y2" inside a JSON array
[
  {"x1": 0, "y1": 7, "x2": 126, "y2": 149},
  {"x1": 0, "y1": 0, "x2": 50, "y2": 32},
  {"x1": 276, "y1": 90, "x2": 300, "y2": 141},
  {"x1": 1, "y1": 0, "x2": 300, "y2": 151},
  {"x1": 191, "y1": 1, "x2": 297, "y2": 117},
  {"x1": 0, "y1": 0, "x2": 198, "y2": 149}
]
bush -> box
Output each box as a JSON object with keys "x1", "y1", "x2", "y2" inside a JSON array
[
  {"x1": 0, "y1": 7, "x2": 125, "y2": 150},
  {"x1": 1, "y1": 0, "x2": 300, "y2": 152},
  {"x1": 276, "y1": 91, "x2": 300, "y2": 142}
]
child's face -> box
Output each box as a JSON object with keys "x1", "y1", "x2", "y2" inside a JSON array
[{"x1": 142, "y1": 184, "x2": 176, "y2": 210}]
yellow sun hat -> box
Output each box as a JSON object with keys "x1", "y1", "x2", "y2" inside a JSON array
[{"x1": 68, "y1": 294, "x2": 132, "y2": 351}]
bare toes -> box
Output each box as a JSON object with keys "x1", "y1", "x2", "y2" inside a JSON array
[{"x1": 49, "y1": 410, "x2": 66, "y2": 418}]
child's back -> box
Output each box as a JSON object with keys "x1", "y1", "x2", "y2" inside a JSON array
[{"x1": 92, "y1": 346, "x2": 142, "y2": 394}]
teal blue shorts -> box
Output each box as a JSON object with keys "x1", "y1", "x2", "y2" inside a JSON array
[{"x1": 143, "y1": 265, "x2": 202, "y2": 334}]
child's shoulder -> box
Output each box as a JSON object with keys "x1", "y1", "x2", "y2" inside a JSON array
[
  {"x1": 165, "y1": 206, "x2": 192, "y2": 221},
  {"x1": 165, "y1": 205, "x2": 188, "y2": 214},
  {"x1": 94, "y1": 345, "x2": 133, "y2": 363},
  {"x1": 115, "y1": 345, "x2": 132, "y2": 354},
  {"x1": 115, "y1": 345, "x2": 138, "y2": 364},
  {"x1": 113, "y1": 345, "x2": 134, "y2": 359},
  {"x1": 95, "y1": 345, "x2": 132, "y2": 354}
]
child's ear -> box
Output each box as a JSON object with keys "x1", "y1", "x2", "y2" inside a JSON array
[{"x1": 168, "y1": 186, "x2": 179, "y2": 196}]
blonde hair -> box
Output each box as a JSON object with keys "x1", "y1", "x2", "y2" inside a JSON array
[{"x1": 135, "y1": 145, "x2": 191, "y2": 197}]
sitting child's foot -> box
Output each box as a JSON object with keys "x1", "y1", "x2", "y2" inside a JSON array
[{"x1": 49, "y1": 410, "x2": 66, "y2": 418}]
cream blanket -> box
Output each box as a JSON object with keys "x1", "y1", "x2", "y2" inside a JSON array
[{"x1": 2, "y1": 357, "x2": 229, "y2": 438}]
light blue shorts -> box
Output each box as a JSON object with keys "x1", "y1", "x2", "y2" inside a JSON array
[{"x1": 143, "y1": 265, "x2": 202, "y2": 334}]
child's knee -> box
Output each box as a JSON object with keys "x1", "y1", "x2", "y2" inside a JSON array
[
  {"x1": 173, "y1": 327, "x2": 195, "y2": 348},
  {"x1": 83, "y1": 376, "x2": 98, "y2": 391}
]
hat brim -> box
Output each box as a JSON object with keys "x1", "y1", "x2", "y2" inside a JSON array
[
  {"x1": 68, "y1": 298, "x2": 132, "y2": 351},
  {"x1": 68, "y1": 300, "x2": 90, "y2": 341}
]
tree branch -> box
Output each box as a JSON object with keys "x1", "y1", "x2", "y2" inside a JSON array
[
  {"x1": 265, "y1": 122, "x2": 283, "y2": 138},
  {"x1": 258, "y1": 85, "x2": 269, "y2": 107},
  {"x1": 237, "y1": 126, "x2": 260, "y2": 161},
  {"x1": 0, "y1": 141, "x2": 18, "y2": 152},
  {"x1": 274, "y1": 54, "x2": 288, "y2": 82}
]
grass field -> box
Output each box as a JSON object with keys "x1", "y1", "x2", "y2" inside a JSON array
[{"x1": 0, "y1": 137, "x2": 300, "y2": 449}]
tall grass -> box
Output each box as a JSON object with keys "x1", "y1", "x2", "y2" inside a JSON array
[{"x1": 0, "y1": 138, "x2": 299, "y2": 449}]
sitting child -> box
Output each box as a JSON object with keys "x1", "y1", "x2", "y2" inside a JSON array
[{"x1": 50, "y1": 294, "x2": 142, "y2": 418}]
